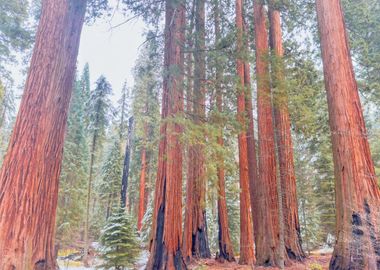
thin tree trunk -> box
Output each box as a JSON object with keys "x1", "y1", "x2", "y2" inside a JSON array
[
  {"x1": 316, "y1": 1, "x2": 380, "y2": 269},
  {"x1": 0, "y1": 1, "x2": 86, "y2": 269},
  {"x1": 253, "y1": 0, "x2": 284, "y2": 267},
  {"x1": 183, "y1": 0, "x2": 196, "y2": 261},
  {"x1": 268, "y1": 2, "x2": 305, "y2": 262},
  {"x1": 138, "y1": 142, "x2": 147, "y2": 231},
  {"x1": 214, "y1": 0, "x2": 235, "y2": 262},
  {"x1": 146, "y1": 1, "x2": 186, "y2": 269},
  {"x1": 236, "y1": 0, "x2": 255, "y2": 265},
  {"x1": 84, "y1": 132, "x2": 97, "y2": 266},
  {"x1": 120, "y1": 116, "x2": 134, "y2": 209}
]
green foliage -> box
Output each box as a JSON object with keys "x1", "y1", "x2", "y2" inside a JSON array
[
  {"x1": 0, "y1": 0, "x2": 32, "y2": 76},
  {"x1": 98, "y1": 208, "x2": 141, "y2": 269},
  {"x1": 57, "y1": 71, "x2": 89, "y2": 245}
]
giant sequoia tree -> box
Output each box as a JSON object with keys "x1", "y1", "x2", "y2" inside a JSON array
[
  {"x1": 316, "y1": 0, "x2": 380, "y2": 269},
  {"x1": 146, "y1": 0, "x2": 186, "y2": 269},
  {"x1": 235, "y1": 0, "x2": 255, "y2": 265},
  {"x1": 268, "y1": 0, "x2": 305, "y2": 261},
  {"x1": 253, "y1": 0, "x2": 283, "y2": 266},
  {"x1": 0, "y1": 0, "x2": 87, "y2": 269},
  {"x1": 183, "y1": 0, "x2": 211, "y2": 261}
]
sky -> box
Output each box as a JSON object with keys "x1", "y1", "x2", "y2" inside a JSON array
[
  {"x1": 77, "y1": 13, "x2": 146, "y2": 103},
  {"x1": 11, "y1": 6, "x2": 147, "y2": 106}
]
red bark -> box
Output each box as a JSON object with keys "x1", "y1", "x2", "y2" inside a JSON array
[
  {"x1": 146, "y1": 0, "x2": 186, "y2": 269},
  {"x1": 236, "y1": 0, "x2": 255, "y2": 265},
  {"x1": 138, "y1": 144, "x2": 147, "y2": 231},
  {"x1": 316, "y1": 1, "x2": 380, "y2": 269},
  {"x1": 183, "y1": 0, "x2": 210, "y2": 261},
  {"x1": 268, "y1": 2, "x2": 305, "y2": 261},
  {"x1": 242, "y1": 22, "x2": 259, "y2": 237},
  {"x1": 253, "y1": 0, "x2": 283, "y2": 266},
  {"x1": 0, "y1": 1, "x2": 86, "y2": 269},
  {"x1": 214, "y1": 0, "x2": 235, "y2": 262}
]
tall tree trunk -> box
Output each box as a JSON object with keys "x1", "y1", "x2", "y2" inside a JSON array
[
  {"x1": 268, "y1": 1, "x2": 305, "y2": 262},
  {"x1": 242, "y1": 21, "x2": 259, "y2": 239},
  {"x1": 146, "y1": 1, "x2": 186, "y2": 269},
  {"x1": 183, "y1": 0, "x2": 210, "y2": 261},
  {"x1": 236, "y1": 0, "x2": 255, "y2": 265},
  {"x1": 214, "y1": 0, "x2": 235, "y2": 262},
  {"x1": 138, "y1": 131, "x2": 147, "y2": 231},
  {"x1": 0, "y1": 1, "x2": 86, "y2": 269},
  {"x1": 253, "y1": 0, "x2": 284, "y2": 267},
  {"x1": 120, "y1": 116, "x2": 134, "y2": 208},
  {"x1": 183, "y1": 0, "x2": 196, "y2": 261},
  {"x1": 316, "y1": 1, "x2": 380, "y2": 269},
  {"x1": 84, "y1": 131, "x2": 97, "y2": 265}
]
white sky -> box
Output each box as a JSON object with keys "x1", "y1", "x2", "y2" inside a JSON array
[
  {"x1": 11, "y1": 8, "x2": 147, "y2": 106},
  {"x1": 77, "y1": 13, "x2": 146, "y2": 103}
]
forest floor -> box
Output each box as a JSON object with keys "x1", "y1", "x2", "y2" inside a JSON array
[
  {"x1": 188, "y1": 254, "x2": 331, "y2": 270},
  {"x1": 58, "y1": 249, "x2": 331, "y2": 270}
]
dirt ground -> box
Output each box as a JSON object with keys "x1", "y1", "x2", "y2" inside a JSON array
[{"x1": 187, "y1": 255, "x2": 331, "y2": 270}]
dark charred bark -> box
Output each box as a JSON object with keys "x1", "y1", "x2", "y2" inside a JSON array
[
  {"x1": 0, "y1": 1, "x2": 87, "y2": 269},
  {"x1": 316, "y1": 1, "x2": 380, "y2": 269},
  {"x1": 146, "y1": 1, "x2": 186, "y2": 269},
  {"x1": 121, "y1": 116, "x2": 134, "y2": 209}
]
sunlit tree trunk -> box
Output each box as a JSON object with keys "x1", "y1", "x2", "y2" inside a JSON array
[
  {"x1": 0, "y1": 1, "x2": 86, "y2": 269},
  {"x1": 214, "y1": 0, "x2": 235, "y2": 262},
  {"x1": 268, "y1": 1, "x2": 305, "y2": 262},
  {"x1": 146, "y1": 0, "x2": 186, "y2": 269},
  {"x1": 236, "y1": 0, "x2": 255, "y2": 265},
  {"x1": 316, "y1": 1, "x2": 380, "y2": 269},
  {"x1": 253, "y1": 0, "x2": 284, "y2": 267}
]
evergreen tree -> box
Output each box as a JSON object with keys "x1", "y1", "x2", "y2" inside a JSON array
[
  {"x1": 84, "y1": 75, "x2": 113, "y2": 265},
  {"x1": 57, "y1": 72, "x2": 89, "y2": 245},
  {"x1": 98, "y1": 208, "x2": 141, "y2": 270}
]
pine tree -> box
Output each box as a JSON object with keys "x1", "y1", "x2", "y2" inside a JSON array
[
  {"x1": 57, "y1": 71, "x2": 89, "y2": 245},
  {"x1": 98, "y1": 208, "x2": 141, "y2": 270},
  {"x1": 84, "y1": 75, "x2": 113, "y2": 265}
]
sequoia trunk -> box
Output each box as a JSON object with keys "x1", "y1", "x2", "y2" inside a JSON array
[
  {"x1": 236, "y1": 0, "x2": 255, "y2": 265},
  {"x1": 0, "y1": 1, "x2": 86, "y2": 269},
  {"x1": 316, "y1": 1, "x2": 380, "y2": 269},
  {"x1": 183, "y1": 0, "x2": 210, "y2": 261},
  {"x1": 215, "y1": 0, "x2": 235, "y2": 262},
  {"x1": 253, "y1": 0, "x2": 283, "y2": 266},
  {"x1": 268, "y1": 2, "x2": 305, "y2": 262},
  {"x1": 137, "y1": 144, "x2": 147, "y2": 231},
  {"x1": 146, "y1": 0, "x2": 186, "y2": 269}
]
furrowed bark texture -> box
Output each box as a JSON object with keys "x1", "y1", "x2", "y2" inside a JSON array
[
  {"x1": 316, "y1": 1, "x2": 380, "y2": 269},
  {"x1": 146, "y1": 1, "x2": 186, "y2": 269},
  {"x1": 253, "y1": 1, "x2": 282, "y2": 267},
  {"x1": 0, "y1": 1, "x2": 86, "y2": 269},
  {"x1": 183, "y1": 0, "x2": 210, "y2": 261},
  {"x1": 268, "y1": 3, "x2": 305, "y2": 262},
  {"x1": 242, "y1": 22, "x2": 259, "y2": 236},
  {"x1": 214, "y1": 0, "x2": 235, "y2": 262},
  {"x1": 138, "y1": 138, "x2": 147, "y2": 231},
  {"x1": 236, "y1": 0, "x2": 255, "y2": 265}
]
